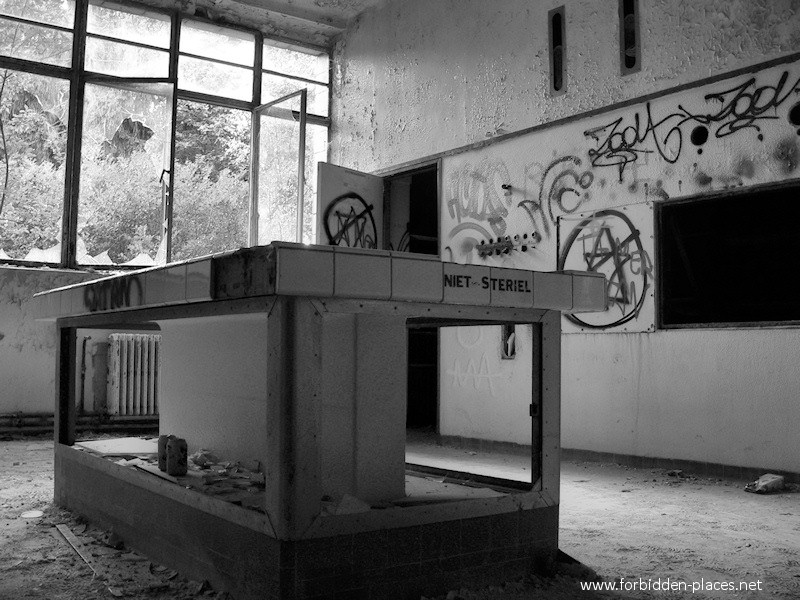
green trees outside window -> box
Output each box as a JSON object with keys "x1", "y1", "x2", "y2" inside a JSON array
[{"x1": 0, "y1": 0, "x2": 330, "y2": 267}]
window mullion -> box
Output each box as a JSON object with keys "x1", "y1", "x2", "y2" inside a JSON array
[{"x1": 61, "y1": 0, "x2": 88, "y2": 268}]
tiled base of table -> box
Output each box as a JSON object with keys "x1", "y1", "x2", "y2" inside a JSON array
[{"x1": 56, "y1": 445, "x2": 558, "y2": 600}]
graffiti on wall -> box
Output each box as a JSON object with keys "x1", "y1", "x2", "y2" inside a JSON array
[
  {"x1": 446, "y1": 354, "x2": 504, "y2": 397},
  {"x1": 518, "y1": 155, "x2": 595, "y2": 240},
  {"x1": 323, "y1": 193, "x2": 378, "y2": 248},
  {"x1": 584, "y1": 70, "x2": 800, "y2": 181},
  {"x1": 83, "y1": 276, "x2": 143, "y2": 312},
  {"x1": 443, "y1": 62, "x2": 800, "y2": 330},
  {"x1": 558, "y1": 205, "x2": 654, "y2": 331},
  {"x1": 447, "y1": 328, "x2": 504, "y2": 396},
  {"x1": 445, "y1": 159, "x2": 512, "y2": 249},
  {"x1": 445, "y1": 155, "x2": 597, "y2": 260}
]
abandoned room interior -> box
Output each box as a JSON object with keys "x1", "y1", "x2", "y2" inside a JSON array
[{"x1": 2, "y1": 0, "x2": 800, "y2": 598}]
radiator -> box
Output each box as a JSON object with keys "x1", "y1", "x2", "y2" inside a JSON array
[{"x1": 107, "y1": 333, "x2": 161, "y2": 416}]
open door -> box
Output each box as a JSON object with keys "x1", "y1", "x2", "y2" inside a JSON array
[{"x1": 316, "y1": 162, "x2": 383, "y2": 248}]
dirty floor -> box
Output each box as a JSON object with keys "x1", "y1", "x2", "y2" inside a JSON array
[{"x1": 2, "y1": 436, "x2": 799, "y2": 599}]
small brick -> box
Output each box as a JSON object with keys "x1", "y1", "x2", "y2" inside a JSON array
[
  {"x1": 501, "y1": 557, "x2": 531, "y2": 582},
  {"x1": 460, "y1": 564, "x2": 502, "y2": 589},
  {"x1": 383, "y1": 563, "x2": 421, "y2": 582},
  {"x1": 387, "y1": 526, "x2": 421, "y2": 566},
  {"x1": 459, "y1": 516, "x2": 491, "y2": 554},
  {"x1": 460, "y1": 550, "x2": 490, "y2": 569},
  {"x1": 296, "y1": 535, "x2": 353, "y2": 578},
  {"x1": 438, "y1": 555, "x2": 461, "y2": 573},
  {"x1": 490, "y1": 512, "x2": 520, "y2": 549},
  {"x1": 352, "y1": 529, "x2": 389, "y2": 571},
  {"x1": 334, "y1": 589, "x2": 368, "y2": 600},
  {"x1": 367, "y1": 580, "x2": 407, "y2": 600}
]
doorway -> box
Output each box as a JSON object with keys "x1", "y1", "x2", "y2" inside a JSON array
[{"x1": 384, "y1": 166, "x2": 440, "y2": 431}]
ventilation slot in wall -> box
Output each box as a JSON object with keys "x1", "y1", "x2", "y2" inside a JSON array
[
  {"x1": 548, "y1": 6, "x2": 566, "y2": 95},
  {"x1": 620, "y1": 0, "x2": 640, "y2": 75}
]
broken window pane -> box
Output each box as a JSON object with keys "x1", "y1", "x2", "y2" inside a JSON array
[
  {"x1": 0, "y1": 70, "x2": 68, "y2": 262},
  {"x1": 78, "y1": 82, "x2": 172, "y2": 266},
  {"x1": 171, "y1": 101, "x2": 250, "y2": 261}
]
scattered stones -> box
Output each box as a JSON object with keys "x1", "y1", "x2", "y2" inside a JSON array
[{"x1": 745, "y1": 473, "x2": 785, "y2": 494}]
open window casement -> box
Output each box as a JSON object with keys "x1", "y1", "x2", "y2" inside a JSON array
[{"x1": 250, "y1": 89, "x2": 309, "y2": 245}]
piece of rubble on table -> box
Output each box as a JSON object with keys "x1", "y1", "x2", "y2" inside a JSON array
[{"x1": 74, "y1": 437, "x2": 266, "y2": 513}]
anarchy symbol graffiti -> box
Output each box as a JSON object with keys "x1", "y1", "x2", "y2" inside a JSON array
[
  {"x1": 558, "y1": 209, "x2": 653, "y2": 329},
  {"x1": 323, "y1": 193, "x2": 378, "y2": 249}
]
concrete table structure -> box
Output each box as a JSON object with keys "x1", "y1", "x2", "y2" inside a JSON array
[{"x1": 34, "y1": 243, "x2": 605, "y2": 600}]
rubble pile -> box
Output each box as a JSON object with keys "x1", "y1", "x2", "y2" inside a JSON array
[{"x1": 100, "y1": 445, "x2": 267, "y2": 514}]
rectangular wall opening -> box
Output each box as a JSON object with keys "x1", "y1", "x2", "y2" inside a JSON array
[{"x1": 658, "y1": 184, "x2": 800, "y2": 327}]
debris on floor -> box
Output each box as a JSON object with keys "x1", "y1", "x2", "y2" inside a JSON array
[
  {"x1": 42, "y1": 511, "x2": 232, "y2": 599},
  {"x1": 745, "y1": 473, "x2": 786, "y2": 494}
]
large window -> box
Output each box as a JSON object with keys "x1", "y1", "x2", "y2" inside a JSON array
[
  {"x1": 0, "y1": 70, "x2": 69, "y2": 262},
  {"x1": 658, "y1": 186, "x2": 800, "y2": 327},
  {"x1": 0, "y1": 0, "x2": 330, "y2": 268},
  {"x1": 171, "y1": 101, "x2": 249, "y2": 261}
]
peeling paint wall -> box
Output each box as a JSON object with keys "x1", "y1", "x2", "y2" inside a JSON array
[
  {"x1": 0, "y1": 267, "x2": 98, "y2": 414},
  {"x1": 332, "y1": 0, "x2": 800, "y2": 472},
  {"x1": 331, "y1": 0, "x2": 800, "y2": 172}
]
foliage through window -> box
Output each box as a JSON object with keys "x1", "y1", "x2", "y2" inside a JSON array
[{"x1": 0, "y1": 0, "x2": 330, "y2": 268}]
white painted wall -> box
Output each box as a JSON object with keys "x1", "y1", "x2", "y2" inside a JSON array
[
  {"x1": 439, "y1": 325, "x2": 533, "y2": 446},
  {"x1": 562, "y1": 330, "x2": 800, "y2": 471},
  {"x1": 331, "y1": 0, "x2": 800, "y2": 172},
  {"x1": 0, "y1": 267, "x2": 98, "y2": 415},
  {"x1": 158, "y1": 314, "x2": 269, "y2": 464},
  {"x1": 331, "y1": 0, "x2": 800, "y2": 473}
]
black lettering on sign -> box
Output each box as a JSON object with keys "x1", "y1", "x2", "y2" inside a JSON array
[
  {"x1": 84, "y1": 276, "x2": 143, "y2": 312},
  {"x1": 443, "y1": 273, "x2": 478, "y2": 288},
  {"x1": 481, "y1": 277, "x2": 533, "y2": 293}
]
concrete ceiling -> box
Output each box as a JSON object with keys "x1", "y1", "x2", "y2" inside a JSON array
[{"x1": 222, "y1": 0, "x2": 387, "y2": 47}]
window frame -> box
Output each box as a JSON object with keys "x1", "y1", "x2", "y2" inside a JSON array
[
  {"x1": 656, "y1": 183, "x2": 800, "y2": 329},
  {"x1": 0, "y1": 0, "x2": 331, "y2": 270}
]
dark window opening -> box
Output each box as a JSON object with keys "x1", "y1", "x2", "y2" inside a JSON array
[
  {"x1": 406, "y1": 326, "x2": 438, "y2": 430},
  {"x1": 408, "y1": 168, "x2": 439, "y2": 255},
  {"x1": 619, "y1": 0, "x2": 640, "y2": 75},
  {"x1": 658, "y1": 186, "x2": 800, "y2": 327},
  {"x1": 549, "y1": 7, "x2": 565, "y2": 95}
]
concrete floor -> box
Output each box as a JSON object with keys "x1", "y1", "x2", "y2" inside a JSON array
[{"x1": 2, "y1": 436, "x2": 799, "y2": 599}]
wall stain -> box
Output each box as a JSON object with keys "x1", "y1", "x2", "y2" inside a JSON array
[
  {"x1": 695, "y1": 172, "x2": 713, "y2": 186},
  {"x1": 735, "y1": 158, "x2": 755, "y2": 178},
  {"x1": 773, "y1": 138, "x2": 798, "y2": 174}
]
